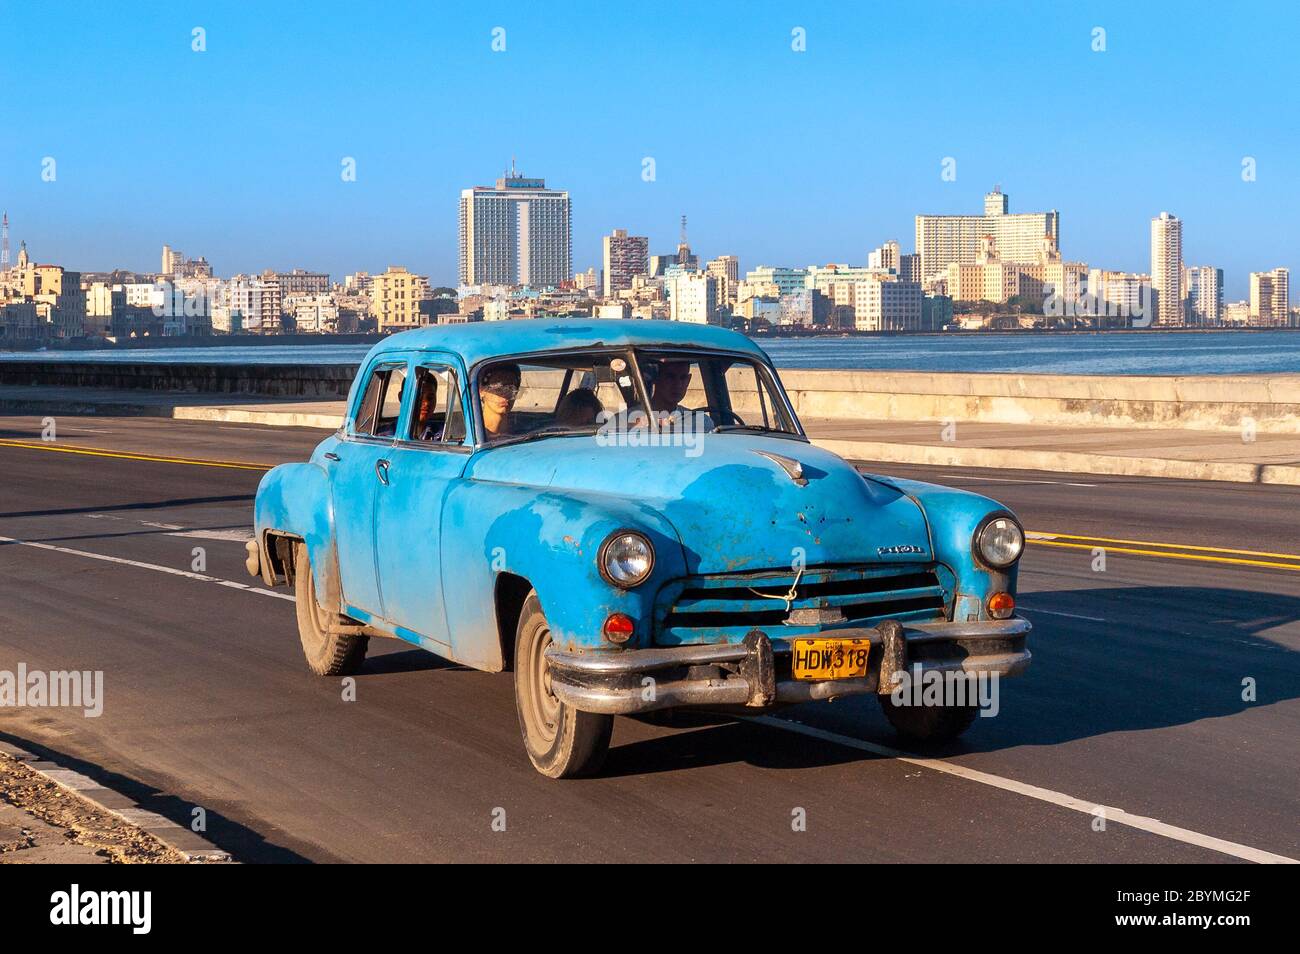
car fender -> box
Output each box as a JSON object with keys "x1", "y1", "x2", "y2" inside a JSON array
[
  {"x1": 864, "y1": 474, "x2": 1020, "y2": 618},
  {"x1": 440, "y1": 480, "x2": 687, "y2": 667},
  {"x1": 253, "y1": 461, "x2": 340, "y2": 609}
]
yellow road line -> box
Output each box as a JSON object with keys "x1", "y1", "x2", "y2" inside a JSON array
[
  {"x1": 1027, "y1": 530, "x2": 1300, "y2": 561},
  {"x1": 0, "y1": 438, "x2": 270, "y2": 471},
  {"x1": 1028, "y1": 539, "x2": 1300, "y2": 571}
]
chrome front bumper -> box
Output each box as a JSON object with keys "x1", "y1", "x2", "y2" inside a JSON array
[{"x1": 545, "y1": 618, "x2": 1032, "y2": 715}]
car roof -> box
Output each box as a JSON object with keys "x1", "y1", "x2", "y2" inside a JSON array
[{"x1": 367, "y1": 318, "x2": 769, "y2": 368}]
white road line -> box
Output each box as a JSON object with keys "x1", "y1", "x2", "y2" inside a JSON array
[
  {"x1": 97, "y1": 517, "x2": 254, "y2": 542},
  {"x1": 939, "y1": 473, "x2": 1098, "y2": 488},
  {"x1": 747, "y1": 715, "x2": 1299, "y2": 865},
  {"x1": 1018, "y1": 606, "x2": 1107, "y2": 622},
  {"x1": 166, "y1": 528, "x2": 255, "y2": 542},
  {"x1": 0, "y1": 534, "x2": 295, "y2": 602}
]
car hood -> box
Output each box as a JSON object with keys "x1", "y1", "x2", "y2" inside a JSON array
[{"x1": 465, "y1": 434, "x2": 932, "y2": 574}]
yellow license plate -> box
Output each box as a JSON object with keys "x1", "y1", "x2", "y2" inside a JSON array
[{"x1": 791, "y1": 637, "x2": 872, "y2": 681}]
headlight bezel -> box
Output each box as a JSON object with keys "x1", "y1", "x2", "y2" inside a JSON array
[
  {"x1": 972, "y1": 512, "x2": 1025, "y2": 570},
  {"x1": 598, "y1": 529, "x2": 655, "y2": 588}
]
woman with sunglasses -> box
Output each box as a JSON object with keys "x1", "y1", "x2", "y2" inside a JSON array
[{"x1": 479, "y1": 363, "x2": 521, "y2": 439}]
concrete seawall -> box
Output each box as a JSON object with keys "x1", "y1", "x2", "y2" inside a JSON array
[
  {"x1": 1, "y1": 363, "x2": 1296, "y2": 433},
  {"x1": 0, "y1": 362, "x2": 358, "y2": 398},
  {"x1": 780, "y1": 371, "x2": 1300, "y2": 434}
]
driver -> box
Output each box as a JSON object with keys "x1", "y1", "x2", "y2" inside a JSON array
[{"x1": 647, "y1": 360, "x2": 711, "y2": 431}]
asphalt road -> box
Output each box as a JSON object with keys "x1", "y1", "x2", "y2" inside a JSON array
[{"x1": 0, "y1": 415, "x2": 1296, "y2": 863}]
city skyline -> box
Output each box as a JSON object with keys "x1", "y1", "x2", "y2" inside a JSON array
[{"x1": 1, "y1": 2, "x2": 1297, "y2": 296}]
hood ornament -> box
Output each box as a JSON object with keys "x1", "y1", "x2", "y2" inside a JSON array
[{"x1": 753, "y1": 451, "x2": 807, "y2": 487}]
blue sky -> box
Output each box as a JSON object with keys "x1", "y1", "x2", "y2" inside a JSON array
[{"x1": 1, "y1": 0, "x2": 1295, "y2": 298}]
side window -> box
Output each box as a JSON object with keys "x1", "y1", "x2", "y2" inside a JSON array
[
  {"x1": 724, "y1": 362, "x2": 769, "y2": 427},
  {"x1": 352, "y1": 363, "x2": 407, "y2": 438},
  {"x1": 408, "y1": 365, "x2": 467, "y2": 444}
]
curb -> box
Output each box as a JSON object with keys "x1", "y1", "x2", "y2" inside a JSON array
[
  {"x1": 171, "y1": 405, "x2": 344, "y2": 429},
  {"x1": 810, "y1": 438, "x2": 1300, "y2": 487},
  {"x1": 0, "y1": 739, "x2": 233, "y2": 863}
]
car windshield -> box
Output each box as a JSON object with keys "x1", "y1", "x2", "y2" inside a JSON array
[{"x1": 474, "y1": 348, "x2": 802, "y2": 445}]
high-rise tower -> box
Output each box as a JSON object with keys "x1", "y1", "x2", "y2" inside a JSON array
[
  {"x1": 1150, "y1": 212, "x2": 1184, "y2": 326},
  {"x1": 459, "y1": 166, "x2": 571, "y2": 288}
]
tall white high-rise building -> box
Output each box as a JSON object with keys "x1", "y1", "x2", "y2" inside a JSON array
[
  {"x1": 1183, "y1": 265, "x2": 1223, "y2": 326},
  {"x1": 459, "y1": 166, "x2": 571, "y2": 288},
  {"x1": 601, "y1": 229, "x2": 648, "y2": 299},
  {"x1": 1250, "y1": 268, "x2": 1290, "y2": 325},
  {"x1": 915, "y1": 190, "x2": 1060, "y2": 281},
  {"x1": 1150, "y1": 212, "x2": 1184, "y2": 326}
]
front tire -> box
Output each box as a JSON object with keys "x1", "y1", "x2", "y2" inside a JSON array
[
  {"x1": 294, "y1": 542, "x2": 368, "y2": 676},
  {"x1": 513, "y1": 591, "x2": 612, "y2": 778},
  {"x1": 877, "y1": 695, "x2": 979, "y2": 743}
]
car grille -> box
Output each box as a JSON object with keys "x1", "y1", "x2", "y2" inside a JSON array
[{"x1": 654, "y1": 564, "x2": 949, "y2": 646}]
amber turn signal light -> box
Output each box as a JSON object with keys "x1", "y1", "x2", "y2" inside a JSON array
[
  {"x1": 603, "y1": 613, "x2": 635, "y2": 644},
  {"x1": 987, "y1": 592, "x2": 1016, "y2": 620}
]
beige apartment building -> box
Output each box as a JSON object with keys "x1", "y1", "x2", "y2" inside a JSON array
[
  {"x1": 867, "y1": 241, "x2": 900, "y2": 272},
  {"x1": 942, "y1": 234, "x2": 1086, "y2": 306},
  {"x1": 1250, "y1": 268, "x2": 1290, "y2": 325},
  {"x1": 13, "y1": 250, "x2": 85, "y2": 338},
  {"x1": 705, "y1": 255, "x2": 740, "y2": 306},
  {"x1": 916, "y1": 189, "x2": 1060, "y2": 281},
  {"x1": 371, "y1": 265, "x2": 431, "y2": 332}
]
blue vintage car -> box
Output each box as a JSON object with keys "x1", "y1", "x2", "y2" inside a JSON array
[{"x1": 246, "y1": 319, "x2": 1030, "y2": 777}]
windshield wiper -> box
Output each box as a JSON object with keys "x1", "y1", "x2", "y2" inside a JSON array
[
  {"x1": 711, "y1": 424, "x2": 806, "y2": 441},
  {"x1": 484, "y1": 428, "x2": 596, "y2": 449}
]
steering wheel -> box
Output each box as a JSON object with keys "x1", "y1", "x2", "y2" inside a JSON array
[{"x1": 687, "y1": 406, "x2": 745, "y2": 427}]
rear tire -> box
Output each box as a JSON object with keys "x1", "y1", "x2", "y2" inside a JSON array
[
  {"x1": 294, "y1": 543, "x2": 368, "y2": 676},
  {"x1": 513, "y1": 591, "x2": 612, "y2": 778},
  {"x1": 877, "y1": 695, "x2": 979, "y2": 743}
]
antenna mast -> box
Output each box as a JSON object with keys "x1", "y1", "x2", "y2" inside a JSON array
[{"x1": 1, "y1": 213, "x2": 9, "y2": 271}]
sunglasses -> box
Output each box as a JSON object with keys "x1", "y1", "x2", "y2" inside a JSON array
[{"x1": 482, "y1": 381, "x2": 520, "y2": 399}]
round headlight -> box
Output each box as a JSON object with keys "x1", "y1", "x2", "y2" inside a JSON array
[
  {"x1": 975, "y1": 515, "x2": 1024, "y2": 568},
  {"x1": 599, "y1": 531, "x2": 654, "y2": 588}
]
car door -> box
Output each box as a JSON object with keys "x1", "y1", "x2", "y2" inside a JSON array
[
  {"x1": 330, "y1": 356, "x2": 409, "y2": 618},
  {"x1": 373, "y1": 356, "x2": 472, "y2": 651}
]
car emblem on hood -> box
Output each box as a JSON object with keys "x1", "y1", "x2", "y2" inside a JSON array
[{"x1": 753, "y1": 451, "x2": 807, "y2": 486}]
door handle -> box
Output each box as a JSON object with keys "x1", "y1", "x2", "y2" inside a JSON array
[
  {"x1": 324, "y1": 452, "x2": 341, "y2": 462},
  {"x1": 375, "y1": 459, "x2": 390, "y2": 485}
]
